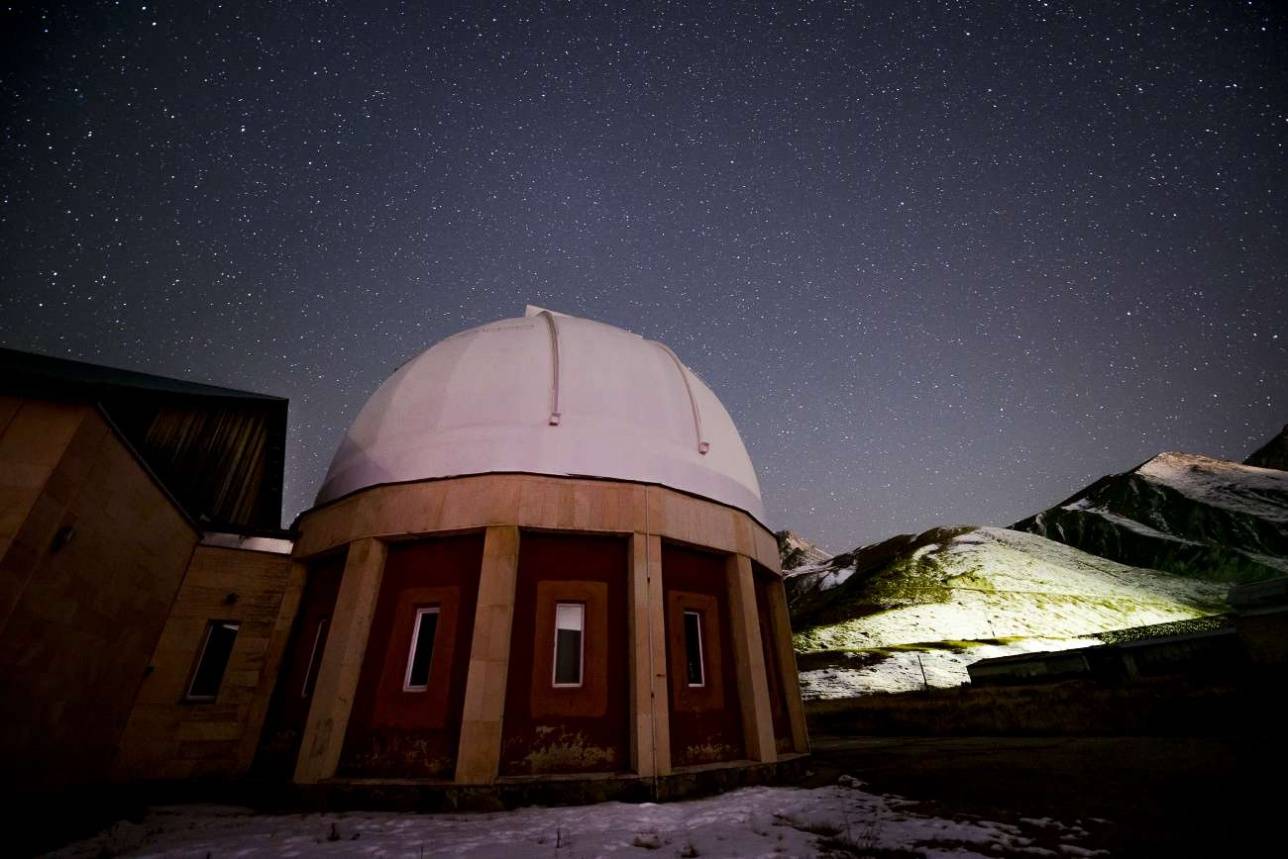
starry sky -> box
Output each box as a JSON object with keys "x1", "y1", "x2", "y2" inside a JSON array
[{"x1": 2, "y1": 2, "x2": 1285, "y2": 550}]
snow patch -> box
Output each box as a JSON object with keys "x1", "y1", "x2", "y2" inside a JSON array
[
  {"x1": 1061, "y1": 503, "x2": 1203, "y2": 546},
  {"x1": 911, "y1": 542, "x2": 942, "y2": 559},
  {"x1": 1138, "y1": 452, "x2": 1288, "y2": 523},
  {"x1": 53, "y1": 785, "x2": 1106, "y2": 858},
  {"x1": 818, "y1": 565, "x2": 856, "y2": 591}
]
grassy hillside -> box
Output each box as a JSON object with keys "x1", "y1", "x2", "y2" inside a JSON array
[{"x1": 786, "y1": 526, "x2": 1224, "y2": 697}]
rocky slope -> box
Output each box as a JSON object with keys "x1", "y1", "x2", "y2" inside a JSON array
[
  {"x1": 786, "y1": 526, "x2": 1223, "y2": 697},
  {"x1": 1014, "y1": 451, "x2": 1288, "y2": 583},
  {"x1": 788, "y1": 526, "x2": 1223, "y2": 640},
  {"x1": 775, "y1": 529, "x2": 832, "y2": 571},
  {"x1": 784, "y1": 426, "x2": 1287, "y2": 697}
]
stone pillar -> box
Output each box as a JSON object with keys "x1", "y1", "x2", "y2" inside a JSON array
[
  {"x1": 236, "y1": 559, "x2": 307, "y2": 772},
  {"x1": 629, "y1": 533, "x2": 671, "y2": 777},
  {"x1": 294, "y1": 538, "x2": 386, "y2": 783},
  {"x1": 766, "y1": 576, "x2": 810, "y2": 754},
  {"x1": 454, "y1": 525, "x2": 520, "y2": 784},
  {"x1": 725, "y1": 554, "x2": 777, "y2": 763}
]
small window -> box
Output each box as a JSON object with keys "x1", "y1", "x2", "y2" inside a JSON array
[
  {"x1": 403, "y1": 607, "x2": 440, "y2": 692},
  {"x1": 552, "y1": 602, "x2": 584, "y2": 687},
  {"x1": 300, "y1": 617, "x2": 329, "y2": 698},
  {"x1": 683, "y1": 610, "x2": 705, "y2": 687},
  {"x1": 186, "y1": 620, "x2": 240, "y2": 701}
]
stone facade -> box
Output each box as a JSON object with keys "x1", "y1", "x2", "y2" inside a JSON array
[{"x1": 283, "y1": 474, "x2": 807, "y2": 786}]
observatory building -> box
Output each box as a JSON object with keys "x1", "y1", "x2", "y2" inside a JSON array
[
  {"x1": 0, "y1": 307, "x2": 806, "y2": 804},
  {"x1": 270, "y1": 306, "x2": 806, "y2": 785}
]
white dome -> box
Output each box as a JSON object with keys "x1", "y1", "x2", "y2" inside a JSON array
[{"x1": 316, "y1": 307, "x2": 766, "y2": 524}]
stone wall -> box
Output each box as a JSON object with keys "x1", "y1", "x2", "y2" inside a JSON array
[
  {"x1": 114, "y1": 544, "x2": 298, "y2": 782},
  {"x1": 0, "y1": 400, "x2": 198, "y2": 791}
]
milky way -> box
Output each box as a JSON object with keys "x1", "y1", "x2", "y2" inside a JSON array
[{"x1": 2, "y1": 2, "x2": 1285, "y2": 549}]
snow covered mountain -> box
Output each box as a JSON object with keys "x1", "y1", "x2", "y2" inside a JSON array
[
  {"x1": 776, "y1": 529, "x2": 832, "y2": 570},
  {"x1": 1014, "y1": 451, "x2": 1288, "y2": 583},
  {"x1": 788, "y1": 526, "x2": 1222, "y2": 647},
  {"x1": 785, "y1": 526, "x2": 1223, "y2": 696},
  {"x1": 783, "y1": 427, "x2": 1286, "y2": 697}
]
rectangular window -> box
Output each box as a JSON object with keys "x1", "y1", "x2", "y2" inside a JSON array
[
  {"x1": 186, "y1": 620, "x2": 240, "y2": 701},
  {"x1": 552, "y1": 602, "x2": 584, "y2": 687},
  {"x1": 683, "y1": 610, "x2": 705, "y2": 687},
  {"x1": 403, "y1": 607, "x2": 440, "y2": 692},
  {"x1": 300, "y1": 617, "x2": 329, "y2": 698}
]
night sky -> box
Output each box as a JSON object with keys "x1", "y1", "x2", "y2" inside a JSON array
[{"x1": 2, "y1": 2, "x2": 1285, "y2": 550}]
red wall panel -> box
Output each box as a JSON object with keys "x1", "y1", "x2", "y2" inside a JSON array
[
  {"x1": 499, "y1": 531, "x2": 630, "y2": 776},
  {"x1": 339, "y1": 533, "x2": 483, "y2": 779},
  {"x1": 661, "y1": 542, "x2": 746, "y2": 767}
]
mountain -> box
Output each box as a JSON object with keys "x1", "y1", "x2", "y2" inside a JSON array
[
  {"x1": 776, "y1": 530, "x2": 831, "y2": 570},
  {"x1": 784, "y1": 427, "x2": 1287, "y2": 698},
  {"x1": 1013, "y1": 452, "x2": 1288, "y2": 583},
  {"x1": 786, "y1": 526, "x2": 1223, "y2": 697},
  {"x1": 788, "y1": 526, "x2": 1222, "y2": 645},
  {"x1": 1246, "y1": 424, "x2": 1288, "y2": 471}
]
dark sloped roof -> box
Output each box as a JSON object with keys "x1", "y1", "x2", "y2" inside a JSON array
[
  {"x1": 0, "y1": 347, "x2": 285, "y2": 402},
  {"x1": 1, "y1": 347, "x2": 288, "y2": 531}
]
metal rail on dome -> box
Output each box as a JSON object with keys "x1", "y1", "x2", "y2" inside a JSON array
[
  {"x1": 651, "y1": 340, "x2": 710, "y2": 455},
  {"x1": 538, "y1": 310, "x2": 562, "y2": 425}
]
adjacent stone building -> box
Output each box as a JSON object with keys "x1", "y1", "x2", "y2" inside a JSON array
[{"x1": 0, "y1": 347, "x2": 294, "y2": 792}]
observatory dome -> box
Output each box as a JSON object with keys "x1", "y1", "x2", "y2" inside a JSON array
[{"x1": 316, "y1": 307, "x2": 765, "y2": 523}]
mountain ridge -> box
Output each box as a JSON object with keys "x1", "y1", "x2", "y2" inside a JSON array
[
  {"x1": 784, "y1": 424, "x2": 1287, "y2": 698},
  {"x1": 1014, "y1": 450, "x2": 1288, "y2": 582}
]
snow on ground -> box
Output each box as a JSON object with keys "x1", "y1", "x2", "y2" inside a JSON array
[
  {"x1": 1139, "y1": 452, "x2": 1288, "y2": 523},
  {"x1": 799, "y1": 637, "x2": 1094, "y2": 699},
  {"x1": 53, "y1": 781, "x2": 1105, "y2": 858}
]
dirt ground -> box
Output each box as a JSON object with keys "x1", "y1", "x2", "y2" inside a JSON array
[{"x1": 803, "y1": 735, "x2": 1285, "y2": 856}]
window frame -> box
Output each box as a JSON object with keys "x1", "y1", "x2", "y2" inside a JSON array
[
  {"x1": 682, "y1": 609, "x2": 706, "y2": 687},
  {"x1": 402, "y1": 606, "x2": 441, "y2": 692},
  {"x1": 185, "y1": 619, "x2": 241, "y2": 703},
  {"x1": 551, "y1": 601, "x2": 586, "y2": 688}
]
